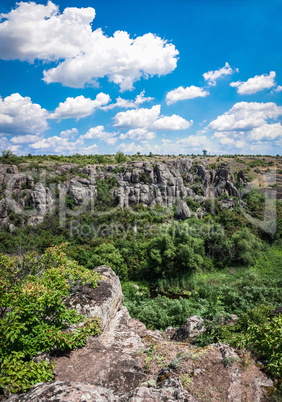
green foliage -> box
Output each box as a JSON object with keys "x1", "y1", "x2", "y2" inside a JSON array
[
  {"x1": 86, "y1": 243, "x2": 128, "y2": 280},
  {"x1": 95, "y1": 178, "x2": 118, "y2": 210},
  {"x1": 0, "y1": 150, "x2": 19, "y2": 165},
  {"x1": 125, "y1": 294, "x2": 197, "y2": 330},
  {"x1": 230, "y1": 228, "x2": 264, "y2": 266},
  {"x1": 0, "y1": 245, "x2": 101, "y2": 394},
  {"x1": 115, "y1": 151, "x2": 127, "y2": 164},
  {"x1": 200, "y1": 306, "x2": 282, "y2": 379},
  {"x1": 243, "y1": 189, "x2": 265, "y2": 219},
  {"x1": 145, "y1": 222, "x2": 205, "y2": 282}
]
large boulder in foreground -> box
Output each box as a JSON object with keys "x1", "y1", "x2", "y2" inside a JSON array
[{"x1": 65, "y1": 265, "x2": 124, "y2": 331}]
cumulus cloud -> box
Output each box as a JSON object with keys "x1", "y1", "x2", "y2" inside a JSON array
[
  {"x1": 0, "y1": 1, "x2": 94, "y2": 61},
  {"x1": 103, "y1": 91, "x2": 153, "y2": 110},
  {"x1": 166, "y1": 86, "x2": 209, "y2": 105},
  {"x1": 50, "y1": 93, "x2": 110, "y2": 120},
  {"x1": 203, "y1": 62, "x2": 238, "y2": 86},
  {"x1": 114, "y1": 105, "x2": 192, "y2": 131},
  {"x1": 0, "y1": 93, "x2": 48, "y2": 135},
  {"x1": 10, "y1": 134, "x2": 41, "y2": 144},
  {"x1": 275, "y1": 85, "x2": 282, "y2": 92},
  {"x1": 60, "y1": 128, "x2": 78, "y2": 139},
  {"x1": 117, "y1": 141, "x2": 161, "y2": 155},
  {"x1": 230, "y1": 71, "x2": 276, "y2": 95},
  {"x1": 209, "y1": 101, "x2": 282, "y2": 150},
  {"x1": 81, "y1": 126, "x2": 118, "y2": 145},
  {"x1": 119, "y1": 128, "x2": 156, "y2": 141},
  {"x1": 209, "y1": 102, "x2": 282, "y2": 132},
  {"x1": 152, "y1": 115, "x2": 192, "y2": 130},
  {"x1": 248, "y1": 123, "x2": 282, "y2": 140},
  {"x1": 29, "y1": 135, "x2": 96, "y2": 154},
  {"x1": 0, "y1": 2, "x2": 179, "y2": 90}
]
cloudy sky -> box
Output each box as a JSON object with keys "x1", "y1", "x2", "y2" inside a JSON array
[{"x1": 0, "y1": 0, "x2": 281, "y2": 156}]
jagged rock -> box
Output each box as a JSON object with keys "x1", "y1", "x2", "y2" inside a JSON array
[
  {"x1": 0, "y1": 160, "x2": 243, "y2": 227},
  {"x1": 175, "y1": 200, "x2": 191, "y2": 219},
  {"x1": 65, "y1": 266, "x2": 124, "y2": 331},
  {"x1": 8, "y1": 381, "x2": 119, "y2": 401},
  {"x1": 0, "y1": 201, "x2": 8, "y2": 218},
  {"x1": 120, "y1": 385, "x2": 198, "y2": 401},
  {"x1": 237, "y1": 170, "x2": 248, "y2": 185},
  {"x1": 172, "y1": 315, "x2": 205, "y2": 341},
  {"x1": 68, "y1": 177, "x2": 96, "y2": 206},
  {"x1": 30, "y1": 183, "x2": 53, "y2": 215},
  {"x1": 27, "y1": 216, "x2": 44, "y2": 226},
  {"x1": 54, "y1": 305, "x2": 146, "y2": 395},
  {"x1": 162, "y1": 326, "x2": 177, "y2": 340},
  {"x1": 6, "y1": 165, "x2": 18, "y2": 174}
]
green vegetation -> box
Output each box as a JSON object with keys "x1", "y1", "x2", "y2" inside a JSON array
[
  {"x1": 0, "y1": 245, "x2": 101, "y2": 394},
  {"x1": 0, "y1": 153, "x2": 281, "y2": 389}
]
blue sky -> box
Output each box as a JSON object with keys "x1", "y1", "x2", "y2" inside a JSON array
[{"x1": 0, "y1": 0, "x2": 282, "y2": 155}]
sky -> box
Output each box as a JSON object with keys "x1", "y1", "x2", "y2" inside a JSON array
[{"x1": 0, "y1": 0, "x2": 282, "y2": 156}]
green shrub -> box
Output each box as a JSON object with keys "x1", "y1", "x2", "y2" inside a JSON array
[
  {"x1": 0, "y1": 245, "x2": 101, "y2": 394},
  {"x1": 217, "y1": 306, "x2": 282, "y2": 379}
]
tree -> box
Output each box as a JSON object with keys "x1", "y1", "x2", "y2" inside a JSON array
[{"x1": 115, "y1": 151, "x2": 127, "y2": 164}]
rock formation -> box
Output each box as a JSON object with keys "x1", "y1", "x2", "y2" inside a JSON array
[
  {"x1": 7, "y1": 266, "x2": 273, "y2": 402},
  {"x1": 0, "y1": 159, "x2": 246, "y2": 228}
]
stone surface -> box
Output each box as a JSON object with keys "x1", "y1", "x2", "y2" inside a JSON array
[
  {"x1": 5, "y1": 267, "x2": 274, "y2": 402},
  {"x1": 0, "y1": 160, "x2": 243, "y2": 227},
  {"x1": 8, "y1": 381, "x2": 119, "y2": 401},
  {"x1": 172, "y1": 315, "x2": 205, "y2": 341},
  {"x1": 65, "y1": 266, "x2": 124, "y2": 331}
]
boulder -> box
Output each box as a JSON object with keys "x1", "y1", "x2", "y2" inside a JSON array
[
  {"x1": 65, "y1": 266, "x2": 124, "y2": 331},
  {"x1": 172, "y1": 315, "x2": 205, "y2": 341},
  {"x1": 8, "y1": 381, "x2": 118, "y2": 401},
  {"x1": 175, "y1": 200, "x2": 191, "y2": 219}
]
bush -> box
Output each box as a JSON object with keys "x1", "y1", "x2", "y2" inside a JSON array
[
  {"x1": 0, "y1": 245, "x2": 101, "y2": 394},
  {"x1": 215, "y1": 306, "x2": 282, "y2": 379}
]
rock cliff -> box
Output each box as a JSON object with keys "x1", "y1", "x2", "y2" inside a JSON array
[
  {"x1": 0, "y1": 159, "x2": 245, "y2": 228},
  {"x1": 7, "y1": 266, "x2": 273, "y2": 402}
]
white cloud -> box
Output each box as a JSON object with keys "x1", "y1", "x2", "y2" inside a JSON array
[
  {"x1": 60, "y1": 128, "x2": 78, "y2": 139},
  {"x1": 209, "y1": 102, "x2": 282, "y2": 132},
  {"x1": 119, "y1": 128, "x2": 156, "y2": 141},
  {"x1": 203, "y1": 62, "x2": 238, "y2": 86},
  {"x1": 114, "y1": 105, "x2": 192, "y2": 131},
  {"x1": 30, "y1": 135, "x2": 85, "y2": 154},
  {"x1": 274, "y1": 85, "x2": 282, "y2": 92},
  {"x1": 117, "y1": 141, "x2": 161, "y2": 155},
  {"x1": 166, "y1": 85, "x2": 209, "y2": 105},
  {"x1": 0, "y1": 2, "x2": 94, "y2": 61},
  {"x1": 176, "y1": 135, "x2": 213, "y2": 149},
  {"x1": 114, "y1": 105, "x2": 160, "y2": 128},
  {"x1": 50, "y1": 93, "x2": 110, "y2": 120},
  {"x1": 103, "y1": 91, "x2": 154, "y2": 110},
  {"x1": 0, "y1": 93, "x2": 48, "y2": 135},
  {"x1": 209, "y1": 101, "x2": 282, "y2": 151},
  {"x1": 43, "y1": 31, "x2": 178, "y2": 90},
  {"x1": 248, "y1": 123, "x2": 282, "y2": 140},
  {"x1": 10, "y1": 134, "x2": 41, "y2": 144},
  {"x1": 152, "y1": 115, "x2": 192, "y2": 130},
  {"x1": 81, "y1": 126, "x2": 117, "y2": 145},
  {"x1": 79, "y1": 144, "x2": 98, "y2": 155},
  {"x1": 230, "y1": 71, "x2": 276, "y2": 95},
  {"x1": 0, "y1": 2, "x2": 179, "y2": 91}
]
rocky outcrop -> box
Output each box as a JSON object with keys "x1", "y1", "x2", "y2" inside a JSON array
[
  {"x1": 65, "y1": 266, "x2": 124, "y2": 332},
  {"x1": 0, "y1": 160, "x2": 244, "y2": 227},
  {"x1": 6, "y1": 266, "x2": 273, "y2": 402},
  {"x1": 172, "y1": 315, "x2": 205, "y2": 341}
]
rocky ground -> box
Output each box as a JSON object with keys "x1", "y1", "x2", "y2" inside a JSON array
[{"x1": 7, "y1": 266, "x2": 275, "y2": 402}]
